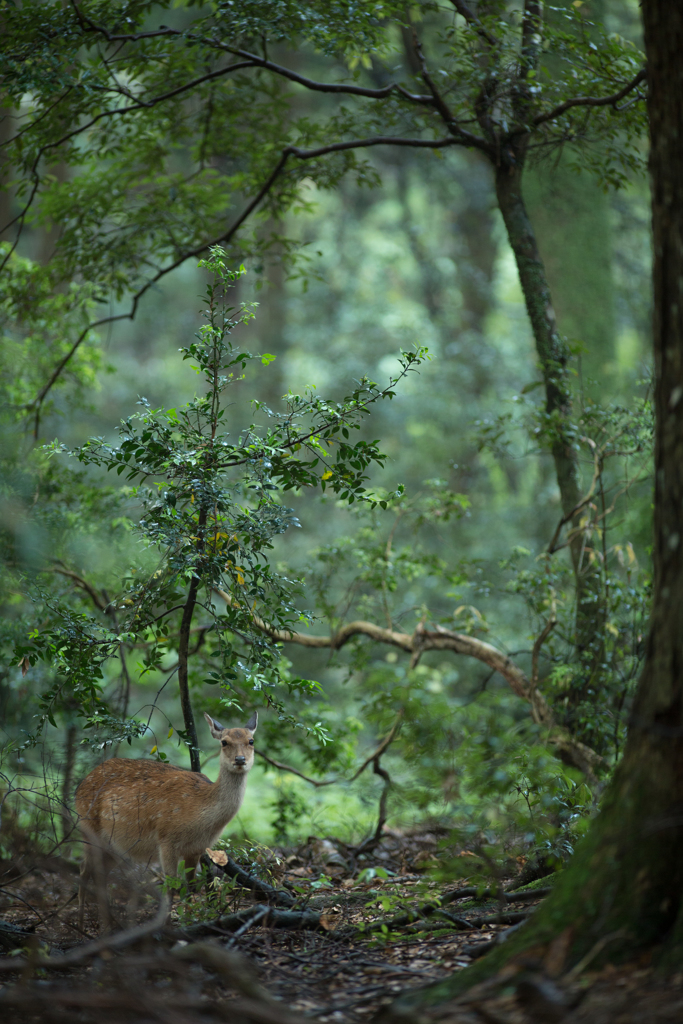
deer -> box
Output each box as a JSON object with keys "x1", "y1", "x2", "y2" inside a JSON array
[{"x1": 74, "y1": 711, "x2": 257, "y2": 929}]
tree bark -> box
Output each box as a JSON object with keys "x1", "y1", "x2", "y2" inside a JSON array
[
  {"x1": 178, "y1": 507, "x2": 207, "y2": 772},
  {"x1": 496, "y1": 161, "x2": 607, "y2": 731},
  {"x1": 178, "y1": 575, "x2": 201, "y2": 772},
  {"x1": 382, "y1": 3, "x2": 683, "y2": 1015}
]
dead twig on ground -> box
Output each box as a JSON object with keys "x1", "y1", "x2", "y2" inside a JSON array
[
  {"x1": 0, "y1": 895, "x2": 169, "y2": 973},
  {"x1": 359, "y1": 885, "x2": 551, "y2": 934},
  {"x1": 178, "y1": 903, "x2": 328, "y2": 939}
]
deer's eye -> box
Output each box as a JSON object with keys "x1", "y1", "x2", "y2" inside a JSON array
[
  {"x1": 249, "y1": 739, "x2": 254, "y2": 746},
  {"x1": 221, "y1": 740, "x2": 228, "y2": 748}
]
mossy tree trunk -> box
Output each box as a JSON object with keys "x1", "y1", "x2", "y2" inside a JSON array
[
  {"x1": 496, "y1": 162, "x2": 607, "y2": 720},
  {"x1": 384, "y1": 2, "x2": 683, "y2": 1015}
]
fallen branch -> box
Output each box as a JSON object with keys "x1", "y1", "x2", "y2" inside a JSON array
[
  {"x1": 437, "y1": 909, "x2": 533, "y2": 930},
  {"x1": 0, "y1": 937, "x2": 307, "y2": 1023},
  {"x1": 0, "y1": 982, "x2": 306, "y2": 1024},
  {"x1": 396, "y1": 909, "x2": 534, "y2": 938},
  {"x1": 170, "y1": 940, "x2": 273, "y2": 1001},
  {"x1": 226, "y1": 905, "x2": 271, "y2": 945},
  {"x1": 0, "y1": 918, "x2": 34, "y2": 953},
  {"x1": 178, "y1": 903, "x2": 327, "y2": 938},
  {"x1": 462, "y1": 919, "x2": 527, "y2": 960},
  {"x1": 200, "y1": 853, "x2": 296, "y2": 908},
  {"x1": 0, "y1": 896, "x2": 169, "y2": 973},
  {"x1": 361, "y1": 885, "x2": 552, "y2": 934}
]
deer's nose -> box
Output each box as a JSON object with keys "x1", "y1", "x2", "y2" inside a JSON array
[{"x1": 234, "y1": 755, "x2": 246, "y2": 767}]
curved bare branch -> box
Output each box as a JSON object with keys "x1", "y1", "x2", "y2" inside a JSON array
[{"x1": 213, "y1": 590, "x2": 606, "y2": 780}]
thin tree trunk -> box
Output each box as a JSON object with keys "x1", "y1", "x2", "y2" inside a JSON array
[
  {"x1": 524, "y1": 0, "x2": 615, "y2": 398},
  {"x1": 0, "y1": 107, "x2": 13, "y2": 241},
  {"x1": 495, "y1": 165, "x2": 582, "y2": 550},
  {"x1": 178, "y1": 577, "x2": 201, "y2": 772},
  {"x1": 178, "y1": 507, "x2": 206, "y2": 772},
  {"x1": 60, "y1": 722, "x2": 77, "y2": 843},
  {"x1": 495, "y1": 163, "x2": 607, "y2": 723},
  {"x1": 382, "y1": 5, "x2": 683, "y2": 1014}
]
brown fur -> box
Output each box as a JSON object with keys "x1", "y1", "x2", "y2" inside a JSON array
[{"x1": 74, "y1": 712, "x2": 257, "y2": 928}]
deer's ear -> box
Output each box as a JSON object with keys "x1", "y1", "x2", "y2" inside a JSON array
[
  {"x1": 245, "y1": 711, "x2": 258, "y2": 733},
  {"x1": 204, "y1": 712, "x2": 224, "y2": 738}
]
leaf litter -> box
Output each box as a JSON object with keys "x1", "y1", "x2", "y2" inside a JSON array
[{"x1": 1, "y1": 829, "x2": 681, "y2": 1023}]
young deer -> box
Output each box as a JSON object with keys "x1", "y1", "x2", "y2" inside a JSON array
[{"x1": 74, "y1": 711, "x2": 257, "y2": 928}]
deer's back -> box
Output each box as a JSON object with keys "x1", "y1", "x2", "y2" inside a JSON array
[{"x1": 74, "y1": 758, "x2": 214, "y2": 860}]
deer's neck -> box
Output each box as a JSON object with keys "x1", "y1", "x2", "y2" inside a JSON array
[{"x1": 207, "y1": 762, "x2": 248, "y2": 825}]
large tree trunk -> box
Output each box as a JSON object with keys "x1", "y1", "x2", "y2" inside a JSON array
[{"x1": 383, "y1": 2, "x2": 683, "y2": 1016}]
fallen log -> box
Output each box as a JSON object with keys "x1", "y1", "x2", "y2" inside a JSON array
[
  {"x1": 0, "y1": 897, "x2": 169, "y2": 973},
  {"x1": 201, "y1": 852, "x2": 296, "y2": 908},
  {"x1": 179, "y1": 903, "x2": 328, "y2": 939},
  {"x1": 0, "y1": 918, "x2": 34, "y2": 953}
]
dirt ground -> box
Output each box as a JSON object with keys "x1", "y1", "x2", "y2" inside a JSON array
[{"x1": 1, "y1": 829, "x2": 683, "y2": 1024}]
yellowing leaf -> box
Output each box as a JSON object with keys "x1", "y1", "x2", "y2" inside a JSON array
[
  {"x1": 606, "y1": 623, "x2": 620, "y2": 637},
  {"x1": 150, "y1": 745, "x2": 157, "y2": 754},
  {"x1": 322, "y1": 470, "x2": 333, "y2": 481},
  {"x1": 320, "y1": 909, "x2": 341, "y2": 931},
  {"x1": 205, "y1": 848, "x2": 228, "y2": 866},
  {"x1": 236, "y1": 571, "x2": 245, "y2": 585},
  {"x1": 167, "y1": 727, "x2": 174, "y2": 738}
]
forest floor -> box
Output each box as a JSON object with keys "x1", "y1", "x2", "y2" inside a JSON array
[{"x1": 1, "y1": 827, "x2": 683, "y2": 1023}]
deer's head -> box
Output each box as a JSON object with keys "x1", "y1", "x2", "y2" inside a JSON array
[{"x1": 204, "y1": 711, "x2": 258, "y2": 774}]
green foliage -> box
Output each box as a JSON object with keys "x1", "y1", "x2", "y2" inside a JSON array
[
  {"x1": 0, "y1": 0, "x2": 654, "y2": 888},
  {"x1": 10, "y1": 247, "x2": 426, "y2": 752},
  {"x1": 0, "y1": 0, "x2": 645, "y2": 393},
  {"x1": 270, "y1": 780, "x2": 310, "y2": 844},
  {"x1": 435, "y1": 694, "x2": 594, "y2": 888},
  {"x1": 0, "y1": 244, "x2": 103, "y2": 426},
  {"x1": 477, "y1": 384, "x2": 653, "y2": 751}
]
